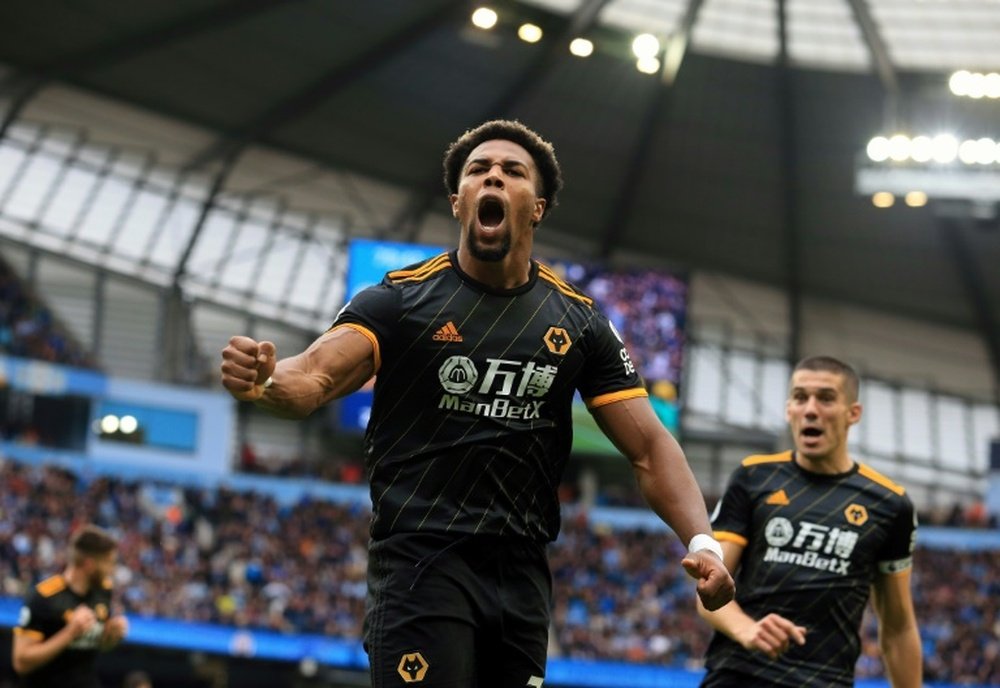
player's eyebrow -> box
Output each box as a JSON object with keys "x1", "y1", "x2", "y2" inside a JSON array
[
  {"x1": 465, "y1": 157, "x2": 529, "y2": 171},
  {"x1": 791, "y1": 385, "x2": 839, "y2": 395}
]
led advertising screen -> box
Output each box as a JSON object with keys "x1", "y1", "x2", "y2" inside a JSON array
[{"x1": 345, "y1": 238, "x2": 445, "y2": 301}]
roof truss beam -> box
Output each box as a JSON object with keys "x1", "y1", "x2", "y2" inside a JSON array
[
  {"x1": 185, "y1": 0, "x2": 466, "y2": 171},
  {"x1": 845, "y1": 0, "x2": 900, "y2": 120},
  {"x1": 597, "y1": 0, "x2": 705, "y2": 257}
]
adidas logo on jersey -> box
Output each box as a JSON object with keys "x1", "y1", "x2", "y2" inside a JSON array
[
  {"x1": 766, "y1": 489, "x2": 790, "y2": 505},
  {"x1": 433, "y1": 322, "x2": 463, "y2": 342}
]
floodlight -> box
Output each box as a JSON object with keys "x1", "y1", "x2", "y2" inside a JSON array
[
  {"x1": 636, "y1": 57, "x2": 660, "y2": 74},
  {"x1": 909, "y1": 136, "x2": 933, "y2": 163},
  {"x1": 888, "y1": 134, "x2": 910, "y2": 162},
  {"x1": 930, "y1": 134, "x2": 958, "y2": 164},
  {"x1": 632, "y1": 33, "x2": 660, "y2": 60},
  {"x1": 471, "y1": 7, "x2": 498, "y2": 30},
  {"x1": 569, "y1": 38, "x2": 593, "y2": 57},
  {"x1": 518, "y1": 23, "x2": 542, "y2": 43},
  {"x1": 867, "y1": 136, "x2": 890, "y2": 162},
  {"x1": 872, "y1": 192, "x2": 895, "y2": 208}
]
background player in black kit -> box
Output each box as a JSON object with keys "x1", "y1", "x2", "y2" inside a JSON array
[
  {"x1": 221, "y1": 119, "x2": 735, "y2": 687},
  {"x1": 697, "y1": 356, "x2": 921, "y2": 687},
  {"x1": 13, "y1": 524, "x2": 128, "y2": 688}
]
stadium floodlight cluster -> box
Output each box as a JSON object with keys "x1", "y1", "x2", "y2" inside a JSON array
[
  {"x1": 866, "y1": 135, "x2": 999, "y2": 166},
  {"x1": 469, "y1": 6, "x2": 662, "y2": 74},
  {"x1": 949, "y1": 70, "x2": 1000, "y2": 99},
  {"x1": 857, "y1": 133, "x2": 1000, "y2": 210},
  {"x1": 95, "y1": 413, "x2": 139, "y2": 435}
]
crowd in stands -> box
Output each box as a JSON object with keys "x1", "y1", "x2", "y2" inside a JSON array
[
  {"x1": 238, "y1": 443, "x2": 364, "y2": 485},
  {"x1": 1, "y1": 459, "x2": 998, "y2": 684},
  {"x1": 0, "y1": 257, "x2": 94, "y2": 368},
  {"x1": 553, "y1": 263, "x2": 687, "y2": 386}
]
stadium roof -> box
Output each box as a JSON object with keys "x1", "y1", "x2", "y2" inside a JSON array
[{"x1": 1, "y1": 0, "x2": 999, "y2": 357}]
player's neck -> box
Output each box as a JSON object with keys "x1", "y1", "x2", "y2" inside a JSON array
[
  {"x1": 456, "y1": 247, "x2": 533, "y2": 290},
  {"x1": 794, "y1": 451, "x2": 854, "y2": 475},
  {"x1": 63, "y1": 565, "x2": 91, "y2": 596}
]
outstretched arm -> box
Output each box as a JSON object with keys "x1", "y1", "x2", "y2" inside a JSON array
[
  {"x1": 220, "y1": 327, "x2": 376, "y2": 418},
  {"x1": 871, "y1": 570, "x2": 922, "y2": 688},
  {"x1": 694, "y1": 540, "x2": 807, "y2": 659},
  {"x1": 592, "y1": 397, "x2": 735, "y2": 610},
  {"x1": 13, "y1": 606, "x2": 95, "y2": 674}
]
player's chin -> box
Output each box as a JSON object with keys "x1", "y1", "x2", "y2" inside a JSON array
[{"x1": 794, "y1": 437, "x2": 826, "y2": 456}]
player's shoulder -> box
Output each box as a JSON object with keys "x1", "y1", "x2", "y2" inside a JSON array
[
  {"x1": 739, "y1": 450, "x2": 795, "y2": 469},
  {"x1": 855, "y1": 462, "x2": 907, "y2": 497},
  {"x1": 383, "y1": 252, "x2": 452, "y2": 287},
  {"x1": 534, "y1": 260, "x2": 596, "y2": 308},
  {"x1": 33, "y1": 574, "x2": 67, "y2": 599}
]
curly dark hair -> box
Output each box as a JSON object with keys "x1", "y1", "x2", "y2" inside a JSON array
[{"x1": 443, "y1": 119, "x2": 563, "y2": 221}]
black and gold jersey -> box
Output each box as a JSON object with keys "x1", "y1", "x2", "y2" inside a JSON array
[
  {"x1": 704, "y1": 450, "x2": 916, "y2": 687},
  {"x1": 333, "y1": 250, "x2": 646, "y2": 542},
  {"x1": 15, "y1": 574, "x2": 113, "y2": 688}
]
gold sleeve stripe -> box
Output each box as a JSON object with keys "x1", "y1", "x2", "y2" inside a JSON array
[
  {"x1": 715, "y1": 530, "x2": 749, "y2": 546},
  {"x1": 386, "y1": 252, "x2": 449, "y2": 279},
  {"x1": 858, "y1": 463, "x2": 906, "y2": 495},
  {"x1": 741, "y1": 451, "x2": 793, "y2": 467},
  {"x1": 36, "y1": 574, "x2": 66, "y2": 598},
  {"x1": 387, "y1": 254, "x2": 451, "y2": 283},
  {"x1": 391, "y1": 262, "x2": 451, "y2": 284},
  {"x1": 13, "y1": 628, "x2": 44, "y2": 640},
  {"x1": 536, "y1": 262, "x2": 573, "y2": 284},
  {"x1": 584, "y1": 387, "x2": 648, "y2": 409},
  {"x1": 331, "y1": 323, "x2": 381, "y2": 373},
  {"x1": 537, "y1": 266, "x2": 594, "y2": 306}
]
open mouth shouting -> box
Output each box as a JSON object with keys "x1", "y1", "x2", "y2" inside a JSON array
[
  {"x1": 477, "y1": 195, "x2": 506, "y2": 232},
  {"x1": 799, "y1": 426, "x2": 824, "y2": 447}
]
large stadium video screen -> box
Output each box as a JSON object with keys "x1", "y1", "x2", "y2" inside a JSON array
[
  {"x1": 547, "y1": 261, "x2": 687, "y2": 454},
  {"x1": 338, "y1": 241, "x2": 687, "y2": 454},
  {"x1": 344, "y1": 238, "x2": 445, "y2": 301}
]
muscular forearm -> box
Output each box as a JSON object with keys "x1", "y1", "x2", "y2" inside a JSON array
[
  {"x1": 696, "y1": 595, "x2": 756, "y2": 644},
  {"x1": 246, "y1": 330, "x2": 374, "y2": 418},
  {"x1": 14, "y1": 627, "x2": 77, "y2": 674},
  {"x1": 633, "y1": 435, "x2": 713, "y2": 545},
  {"x1": 880, "y1": 626, "x2": 922, "y2": 688},
  {"x1": 253, "y1": 356, "x2": 336, "y2": 418}
]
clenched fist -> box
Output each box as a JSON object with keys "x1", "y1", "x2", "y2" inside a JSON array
[
  {"x1": 682, "y1": 550, "x2": 736, "y2": 611},
  {"x1": 221, "y1": 336, "x2": 277, "y2": 401}
]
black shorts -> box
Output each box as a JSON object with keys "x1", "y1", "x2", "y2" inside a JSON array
[{"x1": 365, "y1": 533, "x2": 551, "y2": 688}]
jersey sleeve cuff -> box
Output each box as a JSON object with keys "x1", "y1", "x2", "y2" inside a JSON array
[
  {"x1": 584, "y1": 387, "x2": 648, "y2": 409},
  {"x1": 14, "y1": 628, "x2": 44, "y2": 641},
  {"x1": 331, "y1": 323, "x2": 381, "y2": 372},
  {"x1": 714, "y1": 530, "x2": 749, "y2": 547}
]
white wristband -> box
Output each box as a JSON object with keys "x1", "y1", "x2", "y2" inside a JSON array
[
  {"x1": 262, "y1": 376, "x2": 273, "y2": 388},
  {"x1": 688, "y1": 533, "x2": 724, "y2": 561}
]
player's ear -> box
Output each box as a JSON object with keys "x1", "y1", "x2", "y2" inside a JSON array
[
  {"x1": 532, "y1": 197, "x2": 546, "y2": 224},
  {"x1": 450, "y1": 194, "x2": 459, "y2": 217},
  {"x1": 847, "y1": 401, "x2": 862, "y2": 426}
]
